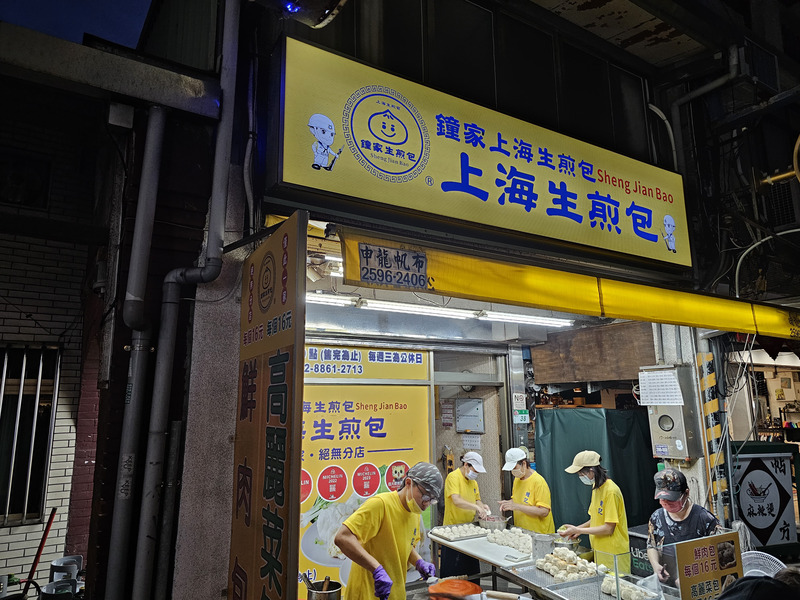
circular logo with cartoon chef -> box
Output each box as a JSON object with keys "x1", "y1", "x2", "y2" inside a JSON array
[
  {"x1": 342, "y1": 85, "x2": 430, "y2": 183},
  {"x1": 258, "y1": 252, "x2": 276, "y2": 312}
]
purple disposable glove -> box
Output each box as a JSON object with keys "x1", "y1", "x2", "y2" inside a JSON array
[
  {"x1": 415, "y1": 558, "x2": 436, "y2": 579},
  {"x1": 372, "y1": 565, "x2": 393, "y2": 599}
]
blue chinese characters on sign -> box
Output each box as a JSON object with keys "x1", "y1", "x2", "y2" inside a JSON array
[
  {"x1": 436, "y1": 114, "x2": 678, "y2": 251},
  {"x1": 303, "y1": 347, "x2": 424, "y2": 462}
]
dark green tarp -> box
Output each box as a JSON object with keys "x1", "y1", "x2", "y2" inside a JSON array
[{"x1": 535, "y1": 409, "x2": 660, "y2": 536}]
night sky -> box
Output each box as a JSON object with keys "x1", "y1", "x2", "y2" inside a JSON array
[{"x1": 0, "y1": 0, "x2": 153, "y2": 48}]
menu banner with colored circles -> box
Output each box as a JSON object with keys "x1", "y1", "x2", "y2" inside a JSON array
[{"x1": 297, "y1": 376, "x2": 432, "y2": 599}]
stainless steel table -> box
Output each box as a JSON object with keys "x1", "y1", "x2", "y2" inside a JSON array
[{"x1": 429, "y1": 532, "x2": 534, "y2": 592}]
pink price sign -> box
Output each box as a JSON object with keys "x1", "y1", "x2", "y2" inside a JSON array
[
  {"x1": 353, "y1": 462, "x2": 380, "y2": 498},
  {"x1": 317, "y1": 465, "x2": 348, "y2": 501}
]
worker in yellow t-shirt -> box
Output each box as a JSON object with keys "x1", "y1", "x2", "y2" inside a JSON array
[
  {"x1": 498, "y1": 447, "x2": 555, "y2": 534},
  {"x1": 441, "y1": 451, "x2": 491, "y2": 578},
  {"x1": 560, "y1": 450, "x2": 630, "y2": 573},
  {"x1": 335, "y1": 462, "x2": 443, "y2": 600}
]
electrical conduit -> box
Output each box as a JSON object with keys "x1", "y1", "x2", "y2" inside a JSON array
[
  {"x1": 671, "y1": 46, "x2": 738, "y2": 175},
  {"x1": 106, "y1": 104, "x2": 167, "y2": 600},
  {"x1": 130, "y1": 0, "x2": 241, "y2": 597}
]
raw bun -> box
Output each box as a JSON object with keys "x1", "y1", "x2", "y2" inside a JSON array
[
  {"x1": 485, "y1": 527, "x2": 533, "y2": 554},
  {"x1": 600, "y1": 575, "x2": 658, "y2": 600},
  {"x1": 430, "y1": 523, "x2": 485, "y2": 541},
  {"x1": 535, "y1": 550, "x2": 603, "y2": 582}
]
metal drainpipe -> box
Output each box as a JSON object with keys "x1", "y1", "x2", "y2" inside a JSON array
[
  {"x1": 153, "y1": 421, "x2": 183, "y2": 600},
  {"x1": 647, "y1": 103, "x2": 677, "y2": 171},
  {"x1": 670, "y1": 46, "x2": 739, "y2": 175},
  {"x1": 106, "y1": 104, "x2": 167, "y2": 600},
  {"x1": 130, "y1": 0, "x2": 240, "y2": 597}
]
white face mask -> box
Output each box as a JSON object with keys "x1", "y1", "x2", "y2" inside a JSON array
[
  {"x1": 579, "y1": 474, "x2": 593, "y2": 486},
  {"x1": 465, "y1": 469, "x2": 478, "y2": 481}
]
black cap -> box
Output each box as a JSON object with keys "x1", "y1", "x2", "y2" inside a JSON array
[{"x1": 654, "y1": 468, "x2": 688, "y2": 501}]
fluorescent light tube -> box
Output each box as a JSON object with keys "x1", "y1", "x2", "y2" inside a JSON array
[
  {"x1": 478, "y1": 311, "x2": 573, "y2": 327},
  {"x1": 360, "y1": 299, "x2": 474, "y2": 320},
  {"x1": 305, "y1": 293, "x2": 357, "y2": 306}
]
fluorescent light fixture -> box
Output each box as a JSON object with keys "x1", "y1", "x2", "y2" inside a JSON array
[
  {"x1": 306, "y1": 294, "x2": 573, "y2": 327},
  {"x1": 324, "y1": 255, "x2": 343, "y2": 262},
  {"x1": 360, "y1": 299, "x2": 474, "y2": 320},
  {"x1": 305, "y1": 293, "x2": 357, "y2": 306},
  {"x1": 478, "y1": 311, "x2": 573, "y2": 327}
]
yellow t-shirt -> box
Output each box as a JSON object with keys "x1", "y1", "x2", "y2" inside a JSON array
[
  {"x1": 342, "y1": 491, "x2": 420, "y2": 600},
  {"x1": 588, "y1": 479, "x2": 630, "y2": 573},
  {"x1": 511, "y1": 470, "x2": 555, "y2": 533},
  {"x1": 443, "y1": 469, "x2": 482, "y2": 525}
]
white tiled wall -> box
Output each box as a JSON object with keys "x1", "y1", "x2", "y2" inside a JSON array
[{"x1": 0, "y1": 234, "x2": 85, "y2": 587}]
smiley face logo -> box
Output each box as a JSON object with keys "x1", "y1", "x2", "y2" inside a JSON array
[
  {"x1": 343, "y1": 85, "x2": 430, "y2": 183},
  {"x1": 368, "y1": 110, "x2": 408, "y2": 145},
  {"x1": 258, "y1": 252, "x2": 276, "y2": 312}
]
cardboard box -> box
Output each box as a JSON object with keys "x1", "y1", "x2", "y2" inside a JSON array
[{"x1": 600, "y1": 389, "x2": 629, "y2": 409}]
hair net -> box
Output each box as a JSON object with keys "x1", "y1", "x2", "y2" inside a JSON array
[{"x1": 405, "y1": 462, "x2": 443, "y2": 498}]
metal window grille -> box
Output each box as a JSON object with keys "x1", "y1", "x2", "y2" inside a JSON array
[{"x1": 0, "y1": 346, "x2": 61, "y2": 526}]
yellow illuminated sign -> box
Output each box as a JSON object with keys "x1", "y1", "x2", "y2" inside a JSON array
[
  {"x1": 281, "y1": 37, "x2": 690, "y2": 266},
  {"x1": 342, "y1": 231, "x2": 800, "y2": 339},
  {"x1": 304, "y1": 345, "x2": 429, "y2": 380}
]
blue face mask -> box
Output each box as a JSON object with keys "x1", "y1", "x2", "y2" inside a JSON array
[
  {"x1": 466, "y1": 469, "x2": 478, "y2": 481},
  {"x1": 579, "y1": 474, "x2": 593, "y2": 486}
]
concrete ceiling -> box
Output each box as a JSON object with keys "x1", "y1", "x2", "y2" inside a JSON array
[{"x1": 528, "y1": 0, "x2": 708, "y2": 67}]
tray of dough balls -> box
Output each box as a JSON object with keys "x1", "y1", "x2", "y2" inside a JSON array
[
  {"x1": 429, "y1": 523, "x2": 488, "y2": 542},
  {"x1": 485, "y1": 527, "x2": 534, "y2": 560},
  {"x1": 545, "y1": 572, "x2": 662, "y2": 600},
  {"x1": 597, "y1": 575, "x2": 660, "y2": 600},
  {"x1": 512, "y1": 546, "x2": 604, "y2": 588}
]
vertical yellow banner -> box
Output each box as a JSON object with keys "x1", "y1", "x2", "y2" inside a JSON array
[
  {"x1": 230, "y1": 211, "x2": 308, "y2": 600},
  {"x1": 299, "y1": 345, "x2": 432, "y2": 599}
]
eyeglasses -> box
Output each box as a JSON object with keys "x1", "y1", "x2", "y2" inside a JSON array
[{"x1": 414, "y1": 482, "x2": 438, "y2": 505}]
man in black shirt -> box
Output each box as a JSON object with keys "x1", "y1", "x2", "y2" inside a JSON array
[{"x1": 647, "y1": 468, "x2": 722, "y2": 587}]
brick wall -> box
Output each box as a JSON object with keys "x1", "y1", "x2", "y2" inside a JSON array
[
  {"x1": 65, "y1": 336, "x2": 99, "y2": 557},
  {"x1": 0, "y1": 233, "x2": 87, "y2": 586}
]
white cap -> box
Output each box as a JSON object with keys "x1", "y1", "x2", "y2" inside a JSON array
[
  {"x1": 462, "y1": 451, "x2": 486, "y2": 473},
  {"x1": 502, "y1": 447, "x2": 527, "y2": 471}
]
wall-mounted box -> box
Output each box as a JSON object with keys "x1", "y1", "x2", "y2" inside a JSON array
[{"x1": 639, "y1": 365, "x2": 702, "y2": 460}]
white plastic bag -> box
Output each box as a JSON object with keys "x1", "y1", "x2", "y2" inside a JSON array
[{"x1": 637, "y1": 574, "x2": 664, "y2": 600}]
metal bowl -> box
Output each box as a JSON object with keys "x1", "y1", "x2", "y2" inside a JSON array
[
  {"x1": 552, "y1": 536, "x2": 580, "y2": 551},
  {"x1": 477, "y1": 515, "x2": 510, "y2": 531}
]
